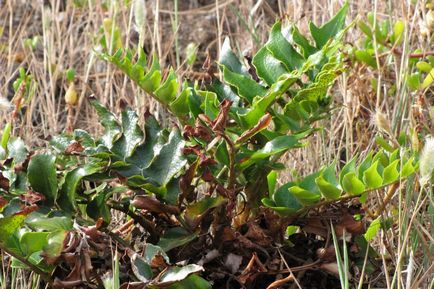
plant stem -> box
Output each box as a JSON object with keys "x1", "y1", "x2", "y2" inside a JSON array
[
  {"x1": 373, "y1": 182, "x2": 400, "y2": 218},
  {"x1": 0, "y1": 246, "x2": 52, "y2": 286}
]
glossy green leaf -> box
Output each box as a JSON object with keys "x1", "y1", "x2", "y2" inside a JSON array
[
  {"x1": 143, "y1": 129, "x2": 186, "y2": 186},
  {"x1": 252, "y1": 46, "x2": 288, "y2": 85},
  {"x1": 363, "y1": 160, "x2": 383, "y2": 189},
  {"x1": 26, "y1": 213, "x2": 73, "y2": 231},
  {"x1": 131, "y1": 253, "x2": 153, "y2": 283},
  {"x1": 240, "y1": 135, "x2": 301, "y2": 169},
  {"x1": 339, "y1": 157, "x2": 357, "y2": 187},
  {"x1": 266, "y1": 22, "x2": 304, "y2": 71},
  {"x1": 220, "y1": 64, "x2": 266, "y2": 103},
  {"x1": 28, "y1": 154, "x2": 58, "y2": 205},
  {"x1": 111, "y1": 109, "x2": 144, "y2": 159},
  {"x1": 170, "y1": 85, "x2": 192, "y2": 116},
  {"x1": 164, "y1": 275, "x2": 211, "y2": 289},
  {"x1": 42, "y1": 230, "x2": 68, "y2": 259},
  {"x1": 219, "y1": 37, "x2": 249, "y2": 76},
  {"x1": 58, "y1": 163, "x2": 104, "y2": 213},
  {"x1": 90, "y1": 98, "x2": 121, "y2": 148},
  {"x1": 7, "y1": 138, "x2": 28, "y2": 164},
  {"x1": 20, "y1": 232, "x2": 49, "y2": 257},
  {"x1": 267, "y1": 171, "x2": 277, "y2": 197},
  {"x1": 155, "y1": 69, "x2": 179, "y2": 104},
  {"x1": 240, "y1": 73, "x2": 298, "y2": 128},
  {"x1": 309, "y1": 2, "x2": 349, "y2": 48},
  {"x1": 158, "y1": 227, "x2": 198, "y2": 252},
  {"x1": 0, "y1": 213, "x2": 26, "y2": 244},
  {"x1": 342, "y1": 172, "x2": 365, "y2": 195},
  {"x1": 158, "y1": 264, "x2": 203, "y2": 284}
]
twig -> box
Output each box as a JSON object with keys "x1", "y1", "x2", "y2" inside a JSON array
[
  {"x1": 108, "y1": 201, "x2": 158, "y2": 243},
  {"x1": 373, "y1": 182, "x2": 400, "y2": 218}
]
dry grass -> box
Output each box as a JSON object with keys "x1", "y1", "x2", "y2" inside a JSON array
[{"x1": 0, "y1": 0, "x2": 433, "y2": 288}]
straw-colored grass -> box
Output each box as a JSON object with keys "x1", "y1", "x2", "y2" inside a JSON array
[{"x1": 0, "y1": 0, "x2": 432, "y2": 288}]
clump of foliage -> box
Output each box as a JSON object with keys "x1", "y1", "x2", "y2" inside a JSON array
[{"x1": 0, "y1": 3, "x2": 428, "y2": 288}]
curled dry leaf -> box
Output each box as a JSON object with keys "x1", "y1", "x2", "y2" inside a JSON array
[
  {"x1": 239, "y1": 253, "x2": 267, "y2": 284},
  {"x1": 0, "y1": 172, "x2": 9, "y2": 191},
  {"x1": 19, "y1": 190, "x2": 45, "y2": 204},
  {"x1": 64, "y1": 141, "x2": 85, "y2": 155},
  {"x1": 335, "y1": 212, "x2": 365, "y2": 237},
  {"x1": 244, "y1": 222, "x2": 272, "y2": 247},
  {"x1": 131, "y1": 195, "x2": 180, "y2": 215},
  {"x1": 316, "y1": 246, "x2": 336, "y2": 262},
  {"x1": 266, "y1": 274, "x2": 294, "y2": 289}
]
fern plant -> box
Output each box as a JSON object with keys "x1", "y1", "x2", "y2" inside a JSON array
[{"x1": 0, "y1": 3, "x2": 422, "y2": 288}]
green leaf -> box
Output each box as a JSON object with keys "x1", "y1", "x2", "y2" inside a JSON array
[
  {"x1": 267, "y1": 171, "x2": 277, "y2": 197},
  {"x1": 157, "y1": 264, "x2": 204, "y2": 284},
  {"x1": 286, "y1": 225, "x2": 299, "y2": 237},
  {"x1": 143, "y1": 129, "x2": 186, "y2": 187},
  {"x1": 220, "y1": 64, "x2": 266, "y2": 104},
  {"x1": 219, "y1": 38, "x2": 248, "y2": 76},
  {"x1": 315, "y1": 174, "x2": 341, "y2": 200},
  {"x1": 111, "y1": 108, "x2": 144, "y2": 159},
  {"x1": 7, "y1": 138, "x2": 28, "y2": 164},
  {"x1": 140, "y1": 53, "x2": 161, "y2": 92},
  {"x1": 131, "y1": 253, "x2": 153, "y2": 283},
  {"x1": 364, "y1": 217, "x2": 381, "y2": 241},
  {"x1": 342, "y1": 172, "x2": 366, "y2": 195},
  {"x1": 20, "y1": 232, "x2": 49, "y2": 257},
  {"x1": 26, "y1": 213, "x2": 73, "y2": 231},
  {"x1": 354, "y1": 50, "x2": 377, "y2": 68},
  {"x1": 42, "y1": 230, "x2": 68, "y2": 259},
  {"x1": 401, "y1": 157, "x2": 416, "y2": 178},
  {"x1": 185, "y1": 196, "x2": 225, "y2": 219},
  {"x1": 290, "y1": 25, "x2": 318, "y2": 57},
  {"x1": 339, "y1": 157, "x2": 357, "y2": 187},
  {"x1": 363, "y1": 160, "x2": 383, "y2": 189},
  {"x1": 58, "y1": 163, "x2": 104, "y2": 213},
  {"x1": 252, "y1": 46, "x2": 288, "y2": 85},
  {"x1": 28, "y1": 154, "x2": 58, "y2": 205},
  {"x1": 375, "y1": 136, "x2": 395, "y2": 153},
  {"x1": 1, "y1": 122, "x2": 12, "y2": 150},
  {"x1": 240, "y1": 73, "x2": 298, "y2": 128},
  {"x1": 87, "y1": 191, "x2": 111, "y2": 223},
  {"x1": 0, "y1": 213, "x2": 26, "y2": 244},
  {"x1": 309, "y1": 2, "x2": 349, "y2": 48},
  {"x1": 392, "y1": 20, "x2": 405, "y2": 44},
  {"x1": 240, "y1": 135, "x2": 301, "y2": 169},
  {"x1": 266, "y1": 22, "x2": 304, "y2": 71},
  {"x1": 382, "y1": 159, "x2": 399, "y2": 184},
  {"x1": 422, "y1": 68, "x2": 434, "y2": 89},
  {"x1": 288, "y1": 186, "x2": 321, "y2": 205},
  {"x1": 155, "y1": 69, "x2": 179, "y2": 104},
  {"x1": 90, "y1": 98, "x2": 121, "y2": 148},
  {"x1": 170, "y1": 85, "x2": 192, "y2": 116},
  {"x1": 164, "y1": 275, "x2": 211, "y2": 289},
  {"x1": 416, "y1": 61, "x2": 432, "y2": 73},
  {"x1": 158, "y1": 227, "x2": 198, "y2": 252}
]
